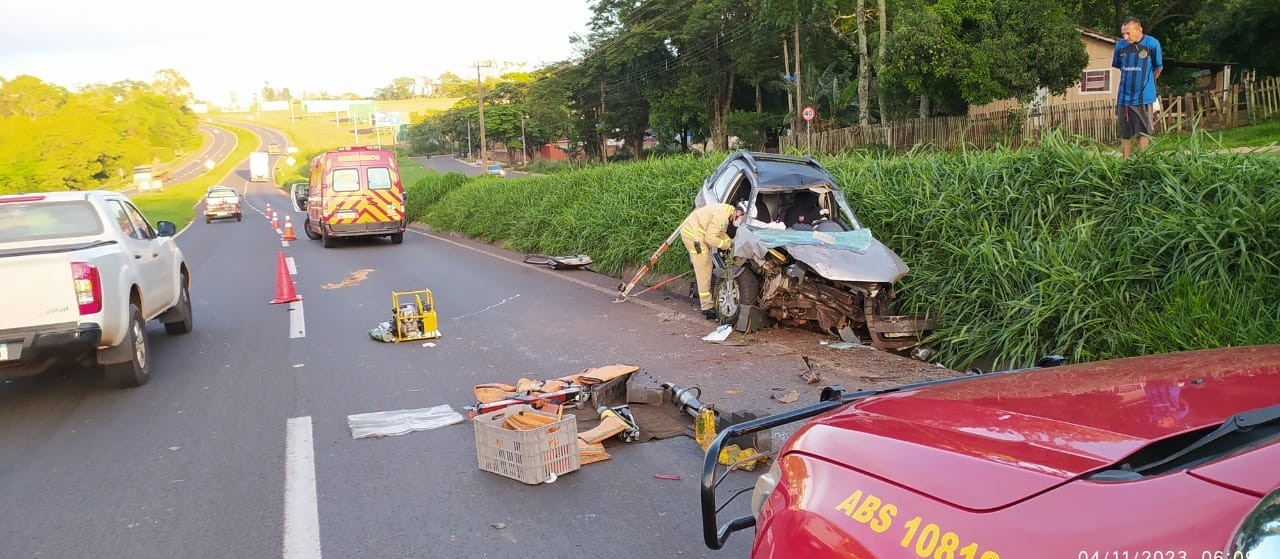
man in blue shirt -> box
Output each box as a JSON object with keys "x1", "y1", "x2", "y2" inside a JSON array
[{"x1": 1113, "y1": 17, "x2": 1163, "y2": 159}]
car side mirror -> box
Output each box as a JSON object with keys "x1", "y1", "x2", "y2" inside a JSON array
[
  {"x1": 156, "y1": 221, "x2": 177, "y2": 237},
  {"x1": 290, "y1": 183, "x2": 308, "y2": 212}
]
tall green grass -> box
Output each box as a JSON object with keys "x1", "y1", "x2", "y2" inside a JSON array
[
  {"x1": 407, "y1": 135, "x2": 1280, "y2": 369},
  {"x1": 830, "y1": 131, "x2": 1280, "y2": 368}
]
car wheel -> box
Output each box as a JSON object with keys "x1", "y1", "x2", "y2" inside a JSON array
[
  {"x1": 322, "y1": 227, "x2": 336, "y2": 248},
  {"x1": 163, "y1": 274, "x2": 193, "y2": 335},
  {"x1": 236, "y1": 215, "x2": 242, "y2": 222},
  {"x1": 205, "y1": 217, "x2": 211, "y2": 224},
  {"x1": 304, "y1": 218, "x2": 322, "y2": 240},
  {"x1": 716, "y1": 267, "x2": 761, "y2": 325},
  {"x1": 390, "y1": 233, "x2": 404, "y2": 245},
  {"x1": 105, "y1": 304, "x2": 149, "y2": 388}
]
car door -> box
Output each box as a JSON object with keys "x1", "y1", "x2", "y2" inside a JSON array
[
  {"x1": 104, "y1": 200, "x2": 169, "y2": 317},
  {"x1": 697, "y1": 163, "x2": 745, "y2": 209}
]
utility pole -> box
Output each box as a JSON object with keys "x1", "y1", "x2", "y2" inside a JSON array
[
  {"x1": 520, "y1": 113, "x2": 528, "y2": 166},
  {"x1": 476, "y1": 60, "x2": 493, "y2": 173},
  {"x1": 794, "y1": 24, "x2": 803, "y2": 138},
  {"x1": 600, "y1": 81, "x2": 607, "y2": 164}
]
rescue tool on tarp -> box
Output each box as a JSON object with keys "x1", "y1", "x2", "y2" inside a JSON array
[
  {"x1": 522, "y1": 254, "x2": 594, "y2": 270},
  {"x1": 614, "y1": 224, "x2": 684, "y2": 302}
]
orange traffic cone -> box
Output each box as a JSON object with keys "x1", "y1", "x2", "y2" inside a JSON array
[
  {"x1": 282, "y1": 215, "x2": 297, "y2": 241},
  {"x1": 266, "y1": 203, "x2": 272, "y2": 217},
  {"x1": 269, "y1": 251, "x2": 301, "y2": 304},
  {"x1": 271, "y1": 210, "x2": 279, "y2": 230}
]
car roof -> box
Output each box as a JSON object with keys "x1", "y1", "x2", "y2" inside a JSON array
[{"x1": 754, "y1": 159, "x2": 836, "y2": 190}]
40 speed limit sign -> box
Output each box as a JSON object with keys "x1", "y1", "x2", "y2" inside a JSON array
[{"x1": 802, "y1": 105, "x2": 816, "y2": 122}]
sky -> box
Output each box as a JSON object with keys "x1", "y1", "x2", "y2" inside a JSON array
[{"x1": 0, "y1": 0, "x2": 595, "y2": 106}]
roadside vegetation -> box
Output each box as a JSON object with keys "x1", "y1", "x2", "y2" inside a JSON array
[
  {"x1": 405, "y1": 132, "x2": 1280, "y2": 371},
  {"x1": 0, "y1": 72, "x2": 199, "y2": 194}
]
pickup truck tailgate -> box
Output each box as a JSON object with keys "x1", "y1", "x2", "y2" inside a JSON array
[{"x1": 0, "y1": 253, "x2": 80, "y2": 330}]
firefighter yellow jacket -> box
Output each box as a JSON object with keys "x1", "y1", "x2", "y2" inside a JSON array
[{"x1": 680, "y1": 203, "x2": 735, "y2": 250}]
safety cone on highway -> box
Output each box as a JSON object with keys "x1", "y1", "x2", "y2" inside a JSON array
[
  {"x1": 266, "y1": 203, "x2": 272, "y2": 217},
  {"x1": 271, "y1": 210, "x2": 280, "y2": 230},
  {"x1": 269, "y1": 251, "x2": 301, "y2": 304},
  {"x1": 282, "y1": 215, "x2": 297, "y2": 241}
]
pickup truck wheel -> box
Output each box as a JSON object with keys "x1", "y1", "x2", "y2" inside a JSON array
[
  {"x1": 390, "y1": 233, "x2": 404, "y2": 244},
  {"x1": 716, "y1": 267, "x2": 761, "y2": 325},
  {"x1": 164, "y1": 277, "x2": 193, "y2": 335},
  {"x1": 105, "y1": 304, "x2": 149, "y2": 388}
]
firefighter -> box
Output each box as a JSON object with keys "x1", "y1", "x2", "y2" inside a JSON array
[{"x1": 680, "y1": 202, "x2": 746, "y2": 320}]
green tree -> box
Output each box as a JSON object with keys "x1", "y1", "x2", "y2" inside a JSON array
[
  {"x1": 1200, "y1": 0, "x2": 1280, "y2": 77},
  {"x1": 881, "y1": 0, "x2": 1088, "y2": 115}
]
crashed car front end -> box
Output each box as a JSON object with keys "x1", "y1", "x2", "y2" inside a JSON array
[{"x1": 731, "y1": 215, "x2": 933, "y2": 351}]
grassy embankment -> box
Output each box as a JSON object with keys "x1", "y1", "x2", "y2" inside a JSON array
[
  {"x1": 132, "y1": 123, "x2": 257, "y2": 229},
  {"x1": 404, "y1": 132, "x2": 1280, "y2": 370}
]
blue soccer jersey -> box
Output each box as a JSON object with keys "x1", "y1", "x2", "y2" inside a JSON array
[{"x1": 1112, "y1": 35, "x2": 1162, "y2": 106}]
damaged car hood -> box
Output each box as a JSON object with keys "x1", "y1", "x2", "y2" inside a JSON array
[
  {"x1": 788, "y1": 239, "x2": 908, "y2": 283},
  {"x1": 735, "y1": 226, "x2": 908, "y2": 283}
]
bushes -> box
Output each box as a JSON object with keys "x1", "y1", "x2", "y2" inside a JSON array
[{"x1": 408, "y1": 137, "x2": 1280, "y2": 370}]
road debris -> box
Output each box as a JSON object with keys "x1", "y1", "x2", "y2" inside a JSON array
[
  {"x1": 347, "y1": 405, "x2": 464, "y2": 439},
  {"x1": 322, "y1": 269, "x2": 374, "y2": 289},
  {"x1": 702, "y1": 324, "x2": 733, "y2": 342},
  {"x1": 654, "y1": 474, "x2": 682, "y2": 481},
  {"x1": 771, "y1": 389, "x2": 800, "y2": 403},
  {"x1": 800, "y1": 356, "x2": 821, "y2": 384},
  {"x1": 522, "y1": 254, "x2": 593, "y2": 270}
]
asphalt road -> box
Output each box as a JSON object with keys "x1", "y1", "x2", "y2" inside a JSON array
[
  {"x1": 0, "y1": 128, "x2": 755, "y2": 558},
  {"x1": 412, "y1": 156, "x2": 528, "y2": 179}
]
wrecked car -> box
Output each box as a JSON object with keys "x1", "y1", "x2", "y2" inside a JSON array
[{"x1": 693, "y1": 150, "x2": 932, "y2": 352}]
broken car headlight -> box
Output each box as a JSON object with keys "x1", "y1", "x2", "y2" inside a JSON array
[{"x1": 750, "y1": 459, "x2": 783, "y2": 518}]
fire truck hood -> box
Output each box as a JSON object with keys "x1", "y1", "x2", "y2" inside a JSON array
[{"x1": 785, "y1": 345, "x2": 1280, "y2": 510}]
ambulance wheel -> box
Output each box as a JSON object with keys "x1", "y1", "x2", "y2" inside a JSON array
[
  {"x1": 390, "y1": 233, "x2": 404, "y2": 245},
  {"x1": 304, "y1": 218, "x2": 321, "y2": 240}
]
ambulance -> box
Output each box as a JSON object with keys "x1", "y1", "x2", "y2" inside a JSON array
[{"x1": 294, "y1": 147, "x2": 407, "y2": 248}]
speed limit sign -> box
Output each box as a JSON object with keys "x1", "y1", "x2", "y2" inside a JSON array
[{"x1": 802, "y1": 105, "x2": 816, "y2": 122}]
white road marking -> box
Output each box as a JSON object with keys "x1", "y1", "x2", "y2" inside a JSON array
[
  {"x1": 282, "y1": 240, "x2": 290, "y2": 248},
  {"x1": 286, "y1": 257, "x2": 297, "y2": 275},
  {"x1": 283, "y1": 416, "x2": 321, "y2": 559},
  {"x1": 289, "y1": 300, "x2": 306, "y2": 339}
]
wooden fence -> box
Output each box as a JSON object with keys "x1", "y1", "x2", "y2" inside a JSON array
[{"x1": 781, "y1": 76, "x2": 1280, "y2": 153}]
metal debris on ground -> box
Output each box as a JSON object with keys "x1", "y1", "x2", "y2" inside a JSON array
[
  {"x1": 654, "y1": 474, "x2": 682, "y2": 481},
  {"x1": 347, "y1": 405, "x2": 465, "y2": 439},
  {"x1": 800, "y1": 356, "x2": 821, "y2": 384},
  {"x1": 522, "y1": 254, "x2": 594, "y2": 270}
]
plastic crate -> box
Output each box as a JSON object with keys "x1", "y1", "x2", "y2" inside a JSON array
[{"x1": 473, "y1": 405, "x2": 580, "y2": 484}]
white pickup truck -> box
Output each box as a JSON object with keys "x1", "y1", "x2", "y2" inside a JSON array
[{"x1": 0, "y1": 191, "x2": 193, "y2": 387}]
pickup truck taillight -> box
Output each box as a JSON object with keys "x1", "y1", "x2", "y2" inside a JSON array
[{"x1": 71, "y1": 262, "x2": 102, "y2": 315}]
